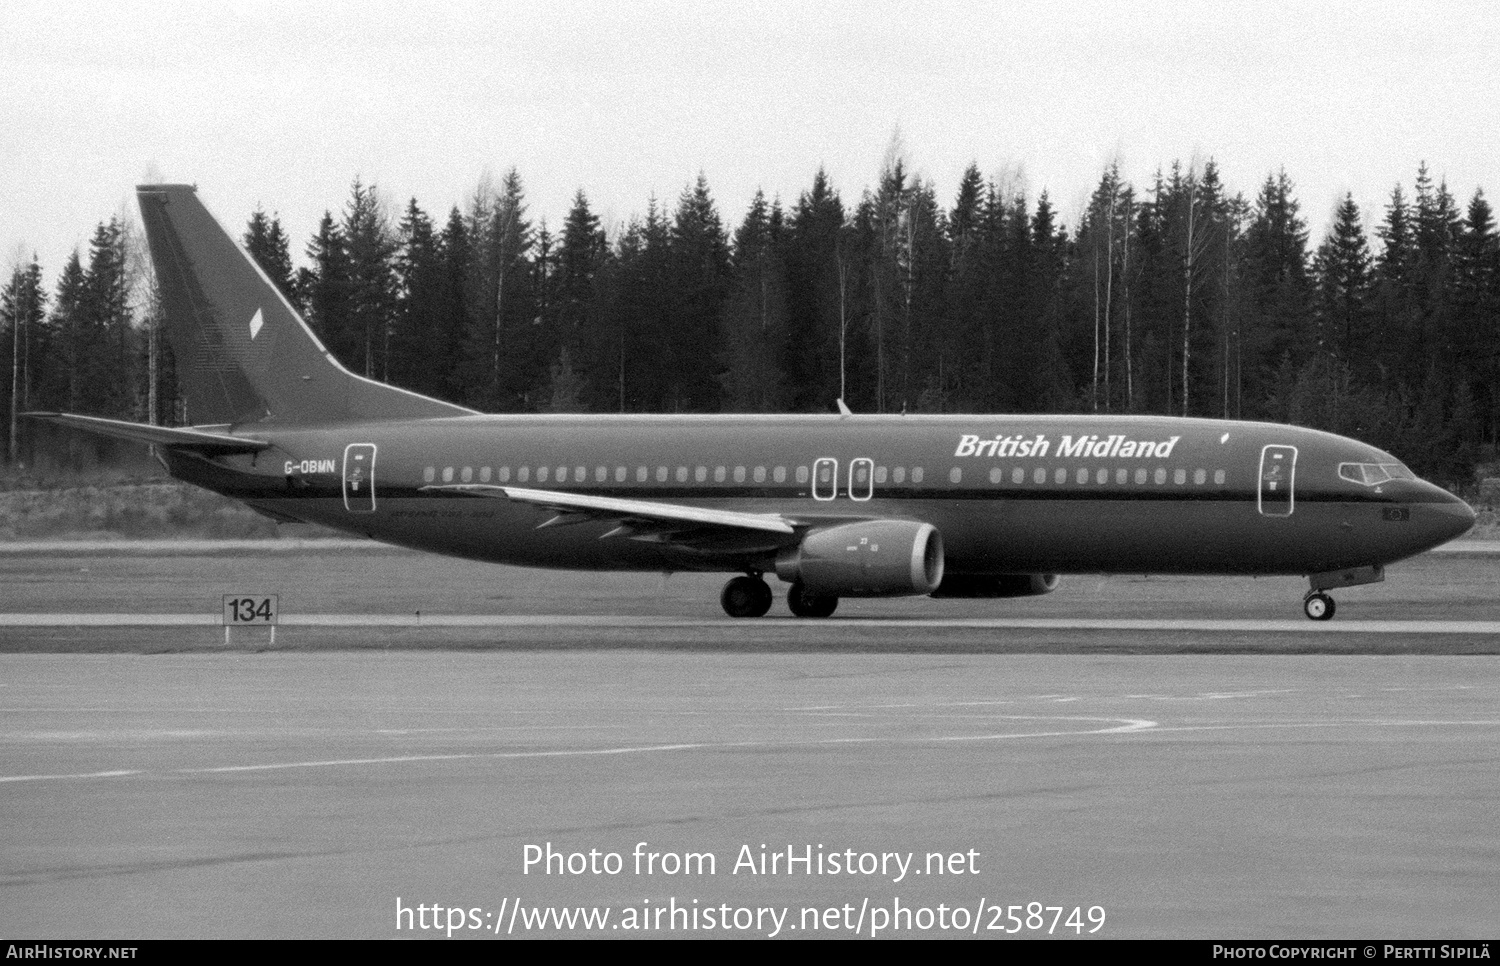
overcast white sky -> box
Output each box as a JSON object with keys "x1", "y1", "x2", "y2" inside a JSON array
[{"x1": 3, "y1": 0, "x2": 1497, "y2": 285}]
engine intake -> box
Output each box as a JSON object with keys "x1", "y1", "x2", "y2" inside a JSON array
[
  {"x1": 930, "y1": 573, "x2": 1060, "y2": 598},
  {"x1": 776, "y1": 520, "x2": 944, "y2": 597}
]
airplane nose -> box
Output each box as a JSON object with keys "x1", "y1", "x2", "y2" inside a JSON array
[{"x1": 1419, "y1": 483, "x2": 1477, "y2": 546}]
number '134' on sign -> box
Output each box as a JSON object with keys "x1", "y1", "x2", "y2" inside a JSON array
[{"x1": 223, "y1": 595, "x2": 278, "y2": 624}]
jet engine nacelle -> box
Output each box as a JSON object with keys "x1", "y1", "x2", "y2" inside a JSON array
[
  {"x1": 776, "y1": 520, "x2": 945, "y2": 597},
  {"x1": 929, "y1": 573, "x2": 1061, "y2": 598}
]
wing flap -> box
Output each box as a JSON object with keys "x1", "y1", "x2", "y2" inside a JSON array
[{"x1": 421, "y1": 484, "x2": 796, "y2": 536}]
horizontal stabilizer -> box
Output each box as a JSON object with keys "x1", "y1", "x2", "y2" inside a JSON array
[
  {"x1": 24, "y1": 412, "x2": 271, "y2": 453},
  {"x1": 422, "y1": 484, "x2": 796, "y2": 535}
]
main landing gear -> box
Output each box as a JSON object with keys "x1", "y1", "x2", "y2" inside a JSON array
[
  {"x1": 721, "y1": 575, "x2": 773, "y2": 618},
  {"x1": 1303, "y1": 591, "x2": 1336, "y2": 621},
  {"x1": 718, "y1": 575, "x2": 840, "y2": 618}
]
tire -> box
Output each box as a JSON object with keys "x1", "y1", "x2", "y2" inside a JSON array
[
  {"x1": 1303, "y1": 593, "x2": 1335, "y2": 621},
  {"x1": 721, "y1": 576, "x2": 772, "y2": 618},
  {"x1": 787, "y1": 581, "x2": 838, "y2": 618}
]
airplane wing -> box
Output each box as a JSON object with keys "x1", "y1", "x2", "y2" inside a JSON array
[
  {"x1": 421, "y1": 484, "x2": 797, "y2": 543},
  {"x1": 25, "y1": 412, "x2": 271, "y2": 454}
]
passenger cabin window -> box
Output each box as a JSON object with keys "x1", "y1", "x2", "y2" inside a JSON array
[
  {"x1": 774, "y1": 466, "x2": 787, "y2": 483},
  {"x1": 734, "y1": 466, "x2": 746, "y2": 483},
  {"x1": 656, "y1": 467, "x2": 668, "y2": 482},
  {"x1": 1013, "y1": 468, "x2": 1025, "y2": 484},
  {"x1": 950, "y1": 467, "x2": 962, "y2": 484},
  {"x1": 615, "y1": 467, "x2": 626, "y2": 482},
  {"x1": 893, "y1": 467, "x2": 906, "y2": 484},
  {"x1": 796, "y1": 466, "x2": 809, "y2": 484},
  {"x1": 538, "y1": 466, "x2": 550, "y2": 482},
  {"x1": 596, "y1": 467, "x2": 608, "y2": 482},
  {"x1": 676, "y1": 467, "x2": 688, "y2": 483},
  {"x1": 499, "y1": 467, "x2": 511, "y2": 482},
  {"x1": 695, "y1": 466, "x2": 707, "y2": 482},
  {"x1": 913, "y1": 467, "x2": 925, "y2": 483},
  {"x1": 462, "y1": 467, "x2": 473, "y2": 482},
  {"x1": 423, "y1": 467, "x2": 435, "y2": 483},
  {"x1": 990, "y1": 468, "x2": 1003, "y2": 484},
  {"x1": 714, "y1": 466, "x2": 726, "y2": 482},
  {"x1": 873, "y1": 466, "x2": 886, "y2": 484},
  {"x1": 480, "y1": 467, "x2": 492, "y2": 483},
  {"x1": 518, "y1": 467, "x2": 530, "y2": 482},
  {"x1": 1174, "y1": 469, "x2": 1186, "y2": 485},
  {"x1": 754, "y1": 466, "x2": 767, "y2": 483},
  {"x1": 1214, "y1": 470, "x2": 1226, "y2": 485},
  {"x1": 442, "y1": 467, "x2": 454, "y2": 482}
]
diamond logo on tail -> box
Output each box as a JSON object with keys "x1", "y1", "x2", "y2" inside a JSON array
[{"x1": 250, "y1": 307, "x2": 264, "y2": 339}]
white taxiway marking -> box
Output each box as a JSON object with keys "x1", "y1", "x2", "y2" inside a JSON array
[
  {"x1": 5, "y1": 614, "x2": 1500, "y2": 634},
  {"x1": 0, "y1": 716, "x2": 1157, "y2": 784}
]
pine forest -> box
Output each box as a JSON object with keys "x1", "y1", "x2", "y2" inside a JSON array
[{"x1": 4, "y1": 158, "x2": 1499, "y2": 489}]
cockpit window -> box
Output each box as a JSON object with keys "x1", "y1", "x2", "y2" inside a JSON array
[{"x1": 1338, "y1": 462, "x2": 1417, "y2": 486}]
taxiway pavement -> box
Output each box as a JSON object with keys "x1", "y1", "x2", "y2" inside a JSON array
[{"x1": 3, "y1": 651, "x2": 1497, "y2": 938}]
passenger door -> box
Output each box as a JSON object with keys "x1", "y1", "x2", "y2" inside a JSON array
[
  {"x1": 343, "y1": 443, "x2": 377, "y2": 513},
  {"x1": 1258, "y1": 445, "x2": 1296, "y2": 517}
]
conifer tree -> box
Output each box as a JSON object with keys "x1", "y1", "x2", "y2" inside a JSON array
[
  {"x1": 436, "y1": 207, "x2": 474, "y2": 405},
  {"x1": 784, "y1": 168, "x2": 847, "y2": 410},
  {"x1": 51, "y1": 251, "x2": 87, "y2": 414},
  {"x1": 243, "y1": 208, "x2": 297, "y2": 306},
  {"x1": 1311, "y1": 193, "x2": 1373, "y2": 369},
  {"x1": 942, "y1": 164, "x2": 988, "y2": 411},
  {"x1": 1240, "y1": 171, "x2": 1311, "y2": 416},
  {"x1": 609, "y1": 199, "x2": 673, "y2": 411},
  {"x1": 463, "y1": 169, "x2": 537, "y2": 410},
  {"x1": 552, "y1": 189, "x2": 609, "y2": 410},
  {"x1": 1373, "y1": 184, "x2": 1417, "y2": 387},
  {"x1": 2, "y1": 257, "x2": 47, "y2": 463},
  {"x1": 1412, "y1": 164, "x2": 1463, "y2": 373},
  {"x1": 389, "y1": 198, "x2": 445, "y2": 397},
  {"x1": 301, "y1": 211, "x2": 353, "y2": 366},
  {"x1": 1453, "y1": 190, "x2": 1500, "y2": 441},
  {"x1": 342, "y1": 178, "x2": 397, "y2": 379},
  {"x1": 78, "y1": 218, "x2": 137, "y2": 418},
  {"x1": 666, "y1": 174, "x2": 731, "y2": 411},
  {"x1": 719, "y1": 190, "x2": 789, "y2": 411}
]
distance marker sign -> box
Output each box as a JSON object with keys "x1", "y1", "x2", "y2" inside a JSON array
[{"x1": 223, "y1": 595, "x2": 278, "y2": 624}]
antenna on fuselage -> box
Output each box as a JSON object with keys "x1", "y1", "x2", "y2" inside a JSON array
[{"x1": 836, "y1": 398, "x2": 852, "y2": 419}]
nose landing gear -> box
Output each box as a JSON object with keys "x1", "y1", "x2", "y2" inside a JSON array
[
  {"x1": 1302, "y1": 565, "x2": 1381, "y2": 621},
  {"x1": 721, "y1": 574, "x2": 773, "y2": 618}
]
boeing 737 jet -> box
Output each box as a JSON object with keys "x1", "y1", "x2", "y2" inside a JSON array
[{"x1": 29, "y1": 185, "x2": 1476, "y2": 620}]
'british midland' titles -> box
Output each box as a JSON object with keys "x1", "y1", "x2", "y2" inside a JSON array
[{"x1": 954, "y1": 433, "x2": 1182, "y2": 460}]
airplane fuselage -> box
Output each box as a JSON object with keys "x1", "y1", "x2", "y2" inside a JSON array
[{"x1": 163, "y1": 412, "x2": 1473, "y2": 581}]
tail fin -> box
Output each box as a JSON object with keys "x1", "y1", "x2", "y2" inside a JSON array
[{"x1": 137, "y1": 184, "x2": 474, "y2": 426}]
